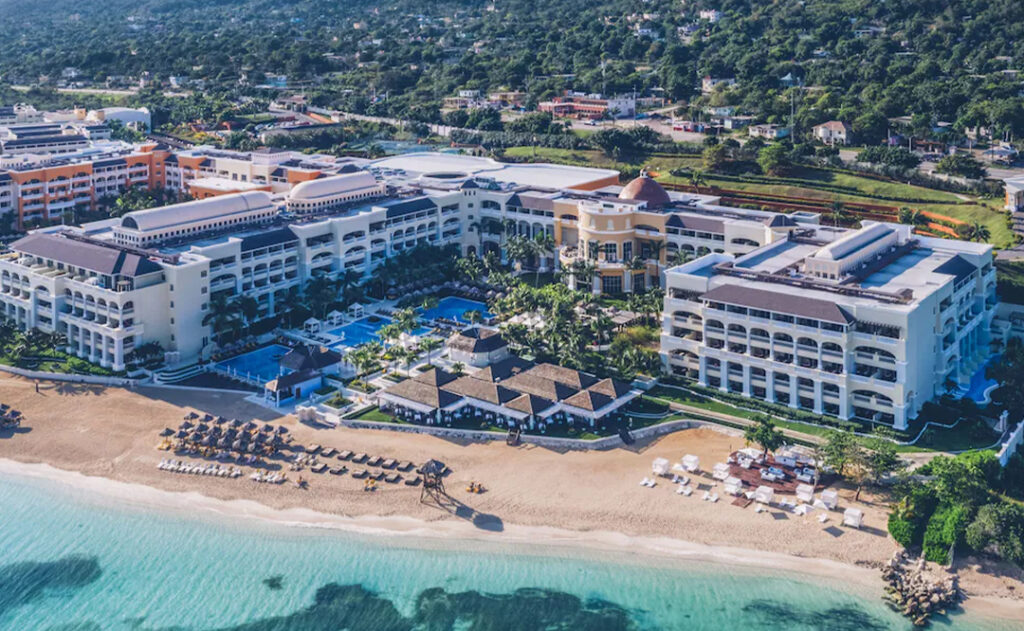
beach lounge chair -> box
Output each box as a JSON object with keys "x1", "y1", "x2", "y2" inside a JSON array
[
  {"x1": 385, "y1": 473, "x2": 401, "y2": 484},
  {"x1": 366, "y1": 456, "x2": 383, "y2": 467},
  {"x1": 397, "y1": 461, "x2": 413, "y2": 471},
  {"x1": 709, "y1": 493, "x2": 719, "y2": 503},
  {"x1": 404, "y1": 476, "x2": 422, "y2": 486},
  {"x1": 311, "y1": 463, "x2": 328, "y2": 474},
  {"x1": 338, "y1": 450, "x2": 353, "y2": 461},
  {"x1": 817, "y1": 512, "x2": 829, "y2": 523},
  {"x1": 320, "y1": 447, "x2": 337, "y2": 458},
  {"x1": 307, "y1": 444, "x2": 322, "y2": 454},
  {"x1": 352, "y1": 453, "x2": 368, "y2": 463},
  {"x1": 352, "y1": 469, "x2": 369, "y2": 479},
  {"x1": 382, "y1": 459, "x2": 397, "y2": 469},
  {"x1": 329, "y1": 466, "x2": 347, "y2": 475}
]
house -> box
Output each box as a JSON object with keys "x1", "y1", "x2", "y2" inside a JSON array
[
  {"x1": 748, "y1": 124, "x2": 790, "y2": 140},
  {"x1": 698, "y1": 9, "x2": 722, "y2": 22},
  {"x1": 263, "y1": 344, "x2": 342, "y2": 406},
  {"x1": 447, "y1": 327, "x2": 509, "y2": 367},
  {"x1": 812, "y1": 121, "x2": 853, "y2": 146}
]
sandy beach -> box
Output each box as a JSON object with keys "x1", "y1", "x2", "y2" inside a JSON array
[{"x1": 1, "y1": 373, "x2": 1022, "y2": 620}]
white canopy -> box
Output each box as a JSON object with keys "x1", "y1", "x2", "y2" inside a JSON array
[
  {"x1": 795, "y1": 483, "x2": 815, "y2": 503},
  {"x1": 754, "y1": 485, "x2": 775, "y2": 504},
  {"x1": 843, "y1": 507, "x2": 863, "y2": 528},
  {"x1": 652, "y1": 457, "x2": 671, "y2": 476},
  {"x1": 820, "y1": 489, "x2": 839, "y2": 510},
  {"x1": 724, "y1": 476, "x2": 744, "y2": 496},
  {"x1": 738, "y1": 447, "x2": 762, "y2": 461},
  {"x1": 681, "y1": 454, "x2": 700, "y2": 472},
  {"x1": 712, "y1": 462, "x2": 731, "y2": 480}
]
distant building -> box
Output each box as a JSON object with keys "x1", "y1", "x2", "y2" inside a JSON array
[
  {"x1": 701, "y1": 76, "x2": 736, "y2": 94},
  {"x1": 1004, "y1": 176, "x2": 1024, "y2": 211},
  {"x1": 812, "y1": 121, "x2": 853, "y2": 146},
  {"x1": 85, "y1": 107, "x2": 152, "y2": 132},
  {"x1": 538, "y1": 92, "x2": 635, "y2": 119},
  {"x1": 447, "y1": 327, "x2": 509, "y2": 367},
  {"x1": 748, "y1": 124, "x2": 790, "y2": 140},
  {"x1": 698, "y1": 9, "x2": 722, "y2": 22}
]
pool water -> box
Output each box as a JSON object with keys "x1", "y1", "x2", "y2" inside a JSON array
[
  {"x1": 327, "y1": 316, "x2": 431, "y2": 348},
  {"x1": 420, "y1": 296, "x2": 493, "y2": 323},
  {"x1": 963, "y1": 354, "x2": 1000, "y2": 404},
  {"x1": 214, "y1": 344, "x2": 289, "y2": 382}
]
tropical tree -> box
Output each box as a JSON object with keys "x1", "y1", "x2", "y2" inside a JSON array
[
  {"x1": 419, "y1": 337, "x2": 442, "y2": 366},
  {"x1": 822, "y1": 430, "x2": 857, "y2": 476},
  {"x1": 451, "y1": 361, "x2": 466, "y2": 376},
  {"x1": 45, "y1": 331, "x2": 68, "y2": 357},
  {"x1": 203, "y1": 293, "x2": 242, "y2": 344},
  {"x1": 744, "y1": 415, "x2": 785, "y2": 458},
  {"x1": 234, "y1": 294, "x2": 260, "y2": 336},
  {"x1": 689, "y1": 169, "x2": 708, "y2": 192},
  {"x1": 829, "y1": 199, "x2": 847, "y2": 228},
  {"x1": 897, "y1": 207, "x2": 927, "y2": 226},
  {"x1": 455, "y1": 256, "x2": 485, "y2": 283},
  {"x1": 505, "y1": 235, "x2": 533, "y2": 274},
  {"x1": 531, "y1": 232, "x2": 556, "y2": 285},
  {"x1": 393, "y1": 308, "x2": 418, "y2": 333},
  {"x1": 304, "y1": 273, "x2": 338, "y2": 319},
  {"x1": 957, "y1": 221, "x2": 992, "y2": 243}
]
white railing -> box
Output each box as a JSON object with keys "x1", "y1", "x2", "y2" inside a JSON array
[{"x1": 998, "y1": 421, "x2": 1024, "y2": 466}]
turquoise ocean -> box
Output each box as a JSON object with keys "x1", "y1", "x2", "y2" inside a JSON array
[{"x1": 0, "y1": 471, "x2": 1019, "y2": 631}]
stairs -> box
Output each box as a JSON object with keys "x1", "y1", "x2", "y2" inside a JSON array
[{"x1": 152, "y1": 363, "x2": 204, "y2": 385}]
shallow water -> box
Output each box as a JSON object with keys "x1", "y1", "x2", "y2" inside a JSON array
[{"x1": 0, "y1": 473, "x2": 1017, "y2": 631}]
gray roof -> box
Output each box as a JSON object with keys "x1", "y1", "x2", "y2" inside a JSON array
[
  {"x1": 382, "y1": 196, "x2": 436, "y2": 219},
  {"x1": 933, "y1": 255, "x2": 976, "y2": 283},
  {"x1": 279, "y1": 345, "x2": 340, "y2": 372},
  {"x1": 702, "y1": 284, "x2": 853, "y2": 324},
  {"x1": 447, "y1": 327, "x2": 506, "y2": 353},
  {"x1": 240, "y1": 228, "x2": 298, "y2": 252},
  {"x1": 265, "y1": 369, "x2": 320, "y2": 391},
  {"x1": 12, "y1": 233, "x2": 163, "y2": 277},
  {"x1": 666, "y1": 214, "x2": 725, "y2": 233}
]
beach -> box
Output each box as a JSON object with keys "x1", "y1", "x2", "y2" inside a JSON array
[{"x1": 1, "y1": 373, "x2": 1022, "y2": 622}]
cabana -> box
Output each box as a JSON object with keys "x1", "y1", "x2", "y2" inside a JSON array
[
  {"x1": 795, "y1": 483, "x2": 815, "y2": 504},
  {"x1": 843, "y1": 507, "x2": 863, "y2": 529},
  {"x1": 724, "y1": 476, "x2": 744, "y2": 496},
  {"x1": 347, "y1": 303, "x2": 365, "y2": 318},
  {"x1": 303, "y1": 317, "x2": 322, "y2": 334},
  {"x1": 754, "y1": 485, "x2": 775, "y2": 505},
  {"x1": 325, "y1": 310, "x2": 345, "y2": 326},
  {"x1": 712, "y1": 462, "x2": 731, "y2": 481},
  {"x1": 652, "y1": 457, "x2": 670, "y2": 476},
  {"x1": 681, "y1": 454, "x2": 700, "y2": 472},
  {"x1": 820, "y1": 489, "x2": 839, "y2": 510}
]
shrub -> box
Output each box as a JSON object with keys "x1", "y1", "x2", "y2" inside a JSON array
[
  {"x1": 888, "y1": 514, "x2": 916, "y2": 547},
  {"x1": 922, "y1": 503, "x2": 970, "y2": 564}
]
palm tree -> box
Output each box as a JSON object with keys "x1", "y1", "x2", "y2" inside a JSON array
[
  {"x1": 234, "y1": 295, "x2": 260, "y2": 337},
  {"x1": 455, "y1": 256, "x2": 485, "y2": 283},
  {"x1": 419, "y1": 337, "x2": 442, "y2": 366},
  {"x1": 689, "y1": 169, "x2": 708, "y2": 193},
  {"x1": 45, "y1": 331, "x2": 68, "y2": 357},
  {"x1": 829, "y1": 199, "x2": 846, "y2": 228},
  {"x1": 967, "y1": 221, "x2": 991, "y2": 243},
  {"x1": 336, "y1": 269, "x2": 364, "y2": 307},
  {"x1": 304, "y1": 274, "x2": 338, "y2": 319},
  {"x1": 203, "y1": 293, "x2": 242, "y2": 345},
  {"x1": 668, "y1": 248, "x2": 693, "y2": 268},
  {"x1": 897, "y1": 206, "x2": 927, "y2": 226},
  {"x1": 626, "y1": 256, "x2": 646, "y2": 293},
  {"x1": 505, "y1": 235, "x2": 533, "y2": 276},
  {"x1": 393, "y1": 308, "x2": 418, "y2": 333},
  {"x1": 531, "y1": 232, "x2": 556, "y2": 286},
  {"x1": 451, "y1": 361, "x2": 466, "y2": 376}
]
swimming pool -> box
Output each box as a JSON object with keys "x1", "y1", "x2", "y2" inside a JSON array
[
  {"x1": 964, "y1": 354, "x2": 1000, "y2": 405},
  {"x1": 214, "y1": 344, "x2": 289, "y2": 383},
  {"x1": 419, "y1": 296, "x2": 493, "y2": 323},
  {"x1": 327, "y1": 316, "x2": 431, "y2": 348}
]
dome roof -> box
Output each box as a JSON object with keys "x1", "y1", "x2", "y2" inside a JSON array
[
  {"x1": 289, "y1": 172, "x2": 378, "y2": 201},
  {"x1": 618, "y1": 173, "x2": 670, "y2": 208}
]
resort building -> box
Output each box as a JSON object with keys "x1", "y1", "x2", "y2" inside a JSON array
[
  {"x1": 378, "y1": 357, "x2": 639, "y2": 428},
  {"x1": 263, "y1": 344, "x2": 341, "y2": 405},
  {"x1": 447, "y1": 327, "x2": 510, "y2": 367},
  {"x1": 660, "y1": 222, "x2": 997, "y2": 429},
  {"x1": 538, "y1": 92, "x2": 636, "y2": 120}
]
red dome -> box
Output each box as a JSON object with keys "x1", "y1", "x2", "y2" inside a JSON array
[{"x1": 618, "y1": 174, "x2": 671, "y2": 208}]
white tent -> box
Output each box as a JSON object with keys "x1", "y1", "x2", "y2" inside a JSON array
[
  {"x1": 724, "y1": 476, "x2": 744, "y2": 496},
  {"x1": 652, "y1": 457, "x2": 671, "y2": 476},
  {"x1": 795, "y1": 483, "x2": 815, "y2": 503},
  {"x1": 303, "y1": 317, "x2": 322, "y2": 334},
  {"x1": 712, "y1": 462, "x2": 731, "y2": 481},
  {"x1": 754, "y1": 485, "x2": 775, "y2": 505},
  {"x1": 326, "y1": 310, "x2": 345, "y2": 325},
  {"x1": 738, "y1": 447, "x2": 762, "y2": 462},
  {"x1": 681, "y1": 454, "x2": 700, "y2": 472},
  {"x1": 843, "y1": 507, "x2": 863, "y2": 528},
  {"x1": 820, "y1": 489, "x2": 839, "y2": 510}
]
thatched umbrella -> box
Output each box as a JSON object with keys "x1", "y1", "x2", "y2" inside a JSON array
[
  {"x1": 175, "y1": 430, "x2": 189, "y2": 439},
  {"x1": 232, "y1": 439, "x2": 244, "y2": 451},
  {"x1": 215, "y1": 416, "x2": 228, "y2": 425},
  {"x1": 243, "y1": 421, "x2": 257, "y2": 431},
  {"x1": 230, "y1": 419, "x2": 243, "y2": 428},
  {"x1": 262, "y1": 423, "x2": 275, "y2": 433},
  {"x1": 160, "y1": 428, "x2": 174, "y2": 437},
  {"x1": 180, "y1": 421, "x2": 194, "y2": 430},
  {"x1": 196, "y1": 423, "x2": 209, "y2": 433},
  {"x1": 217, "y1": 437, "x2": 231, "y2": 448},
  {"x1": 276, "y1": 425, "x2": 289, "y2": 434}
]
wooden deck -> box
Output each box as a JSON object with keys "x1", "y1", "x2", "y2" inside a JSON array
[{"x1": 727, "y1": 452, "x2": 813, "y2": 495}]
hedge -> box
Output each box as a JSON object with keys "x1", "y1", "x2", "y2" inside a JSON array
[{"x1": 922, "y1": 503, "x2": 970, "y2": 564}]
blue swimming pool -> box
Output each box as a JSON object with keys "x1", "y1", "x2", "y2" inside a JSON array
[
  {"x1": 964, "y1": 354, "x2": 1000, "y2": 404},
  {"x1": 327, "y1": 316, "x2": 431, "y2": 348},
  {"x1": 215, "y1": 344, "x2": 289, "y2": 383},
  {"x1": 419, "y1": 296, "x2": 493, "y2": 323}
]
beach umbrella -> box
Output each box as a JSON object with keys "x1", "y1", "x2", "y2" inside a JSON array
[
  {"x1": 254, "y1": 433, "x2": 266, "y2": 444},
  {"x1": 243, "y1": 421, "x2": 257, "y2": 431},
  {"x1": 215, "y1": 416, "x2": 228, "y2": 425},
  {"x1": 276, "y1": 426, "x2": 288, "y2": 434},
  {"x1": 160, "y1": 428, "x2": 174, "y2": 437},
  {"x1": 232, "y1": 439, "x2": 244, "y2": 450},
  {"x1": 196, "y1": 423, "x2": 209, "y2": 432},
  {"x1": 180, "y1": 421, "x2": 194, "y2": 430},
  {"x1": 217, "y1": 437, "x2": 231, "y2": 448},
  {"x1": 263, "y1": 423, "x2": 275, "y2": 433},
  {"x1": 230, "y1": 419, "x2": 243, "y2": 428},
  {"x1": 176, "y1": 430, "x2": 189, "y2": 439},
  {"x1": 201, "y1": 436, "x2": 213, "y2": 446},
  {"x1": 247, "y1": 443, "x2": 258, "y2": 453}
]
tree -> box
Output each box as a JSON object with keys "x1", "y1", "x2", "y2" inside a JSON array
[
  {"x1": 897, "y1": 207, "x2": 927, "y2": 226},
  {"x1": 689, "y1": 169, "x2": 708, "y2": 193},
  {"x1": 203, "y1": 293, "x2": 242, "y2": 344},
  {"x1": 828, "y1": 199, "x2": 846, "y2": 228},
  {"x1": 965, "y1": 503, "x2": 1024, "y2": 565},
  {"x1": 701, "y1": 144, "x2": 728, "y2": 171},
  {"x1": 531, "y1": 232, "x2": 555, "y2": 286},
  {"x1": 451, "y1": 361, "x2": 466, "y2": 376},
  {"x1": 505, "y1": 235, "x2": 533, "y2": 274},
  {"x1": 956, "y1": 221, "x2": 992, "y2": 243},
  {"x1": 822, "y1": 430, "x2": 857, "y2": 476},
  {"x1": 234, "y1": 294, "x2": 260, "y2": 336},
  {"x1": 936, "y1": 153, "x2": 986, "y2": 179},
  {"x1": 757, "y1": 143, "x2": 789, "y2": 176},
  {"x1": 455, "y1": 256, "x2": 485, "y2": 283},
  {"x1": 743, "y1": 415, "x2": 784, "y2": 458},
  {"x1": 987, "y1": 338, "x2": 1024, "y2": 411},
  {"x1": 419, "y1": 337, "x2": 442, "y2": 366}
]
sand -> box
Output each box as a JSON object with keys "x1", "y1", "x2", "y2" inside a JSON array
[{"x1": 0, "y1": 374, "x2": 1021, "y2": 619}]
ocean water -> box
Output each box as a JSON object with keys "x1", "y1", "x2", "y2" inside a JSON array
[{"x1": 0, "y1": 472, "x2": 1017, "y2": 631}]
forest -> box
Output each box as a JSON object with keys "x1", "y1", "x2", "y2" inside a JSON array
[{"x1": 1, "y1": 0, "x2": 1023, "y2": 142}]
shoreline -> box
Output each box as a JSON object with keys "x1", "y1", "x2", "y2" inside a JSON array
[{"x1": 2, "y1": 456, "x2": 1021, "y2": 623}]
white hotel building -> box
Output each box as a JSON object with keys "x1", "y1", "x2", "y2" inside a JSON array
[
  {"x1": 0, "y1": 151, "x2": 1001, "y2": 431},
  {"x1": 661, "y1": 222, "x2": 996, "y2": 429}
]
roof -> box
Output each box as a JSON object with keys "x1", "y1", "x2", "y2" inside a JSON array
[
  {"x1": 447, "y1": 327, "x2": 506, "y2": 353},
  {"x1": 240, "y1": 228, "x2": 298, "y2": 252},
  {"x1": 288, "y1": 172, "x2": 378, "y2": 201},
  {"x1": 702, "y1": 284, "x2": 853, "y2": 324},
  {"x1": 265, "y1": 369, "x2": 321, "y2": 391},
  {"x1": 666, "y1": 213, "x2": 725, "y2": 233},
  {"x1": 814, "y1": 120, "x2": 852, "y2": 132},
  {"x1": 473, "y1": 356, "x2": 535, "y2": 382},
  {"x1": 413, "y1": 368, "x2": 458, "y2": 387},
  {"x1": 120, "y1": 191, "x2": 274, "y2": 232},
  {"x1": 764, "y1": 214, "x2": 797, "y2": 228},
  {"x1": 507, "y1": 393, "x2": 556, "y2": 415},
  {"x1": 618, "y1": 174, "x2": 670, "y2": 208},
  {"x1": 444, "y1": 376, "x2": 520, "y2": 405},
  {"x1": 12, "y1": 233, "x2": 163, "y2": 277},
  {"x1": 588, "y1": 377, "x2": 633, "y2": 398},
  {"x1": 500, "y1": 372, "x2": 579, "y2": 401},
  {"x1": 279, "y1": 344, "x2": 341, "y2": 372},
  {"x1": 2, "y1": 135, "x2": 86, "y2": 148},
  {"x1": 525, "y1": 363, "x2": 598, "y2": 390},
  {"x1": 92, "y1": 158, "x2": 127, "y2": 169},
  {"x1": 383, "y1": 378, "x2": 461, "y2": 408},
  {"x1": 380, "y1": 196, "x2": 436, "y2": 219},
  {"x1": 933, "y1": 254, "x2": 977, "y2": 282},
  {"x1": 562, "y1": 389, "x2": 614, "y2": 412}
]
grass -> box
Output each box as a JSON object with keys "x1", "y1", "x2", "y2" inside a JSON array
[{"x1": 502, "y1": 146, "x2": 1014, "y2": 248}]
